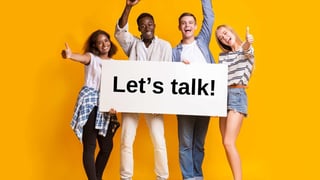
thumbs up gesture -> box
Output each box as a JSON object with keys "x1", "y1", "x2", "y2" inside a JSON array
[
  {"x1": 245, "y1": 26, "x2": 254, "y2": 44},
  {"x1": 242, "y1": 26, "x2": 254, "y2": 51},
  {"x1": 61, "y1": 42, "x2": 72, "y2": 59}
]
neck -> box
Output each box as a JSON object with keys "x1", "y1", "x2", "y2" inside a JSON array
[
  {"x1": 231, "y1": 44, "x2": 241, "y2": 52},
  {"x1": 181, "y1": 36, "x2": 195, "y2": 44},
  {"x1": 100, "y1": 54, "x2": 110, "y2": 60},
  {"x1": 143, "y1": 38, "x2": 153, "y2": 48}
]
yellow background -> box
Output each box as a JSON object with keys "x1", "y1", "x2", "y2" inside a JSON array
[{"x1": 0, "y1": 0, "x2": 319, "y2": 179}]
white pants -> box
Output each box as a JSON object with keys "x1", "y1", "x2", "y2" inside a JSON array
[{"x1": 120, "y1": 113, "x2": 169, "y2": 180}]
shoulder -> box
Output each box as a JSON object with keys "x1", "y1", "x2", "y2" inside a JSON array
[
  {"x1": 87, "y1": 53, "x2": 98, "y2": 60},
  {"x1": 173, "y1": 42, "x2": 182, "y2": 50},
  {"x1": 155, "y1": 39, "x2": 172, "y2": 52},
  {"x1": 156, "y1": 37, "x2": 171, "y2": 46},
  {"x1": 87, "y1": 53, "x2": 103, "y2": 64}
]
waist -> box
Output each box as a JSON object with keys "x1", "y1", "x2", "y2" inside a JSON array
[{"x1": 228, "y1": 84, "x2": 248, "y2": 88}]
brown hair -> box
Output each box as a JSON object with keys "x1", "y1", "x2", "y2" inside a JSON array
[
  {"x1": 83, "y1": 29, "x2": 117, "y2": 57},
  {"x1": 179, "y1": 12, "x2": 197, "y2": 24}
]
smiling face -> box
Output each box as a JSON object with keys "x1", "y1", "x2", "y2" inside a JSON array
[
  {"x1": 216, "y1": 26, "x2": 236, "y2": 47},
  {"x1": 138, "y1": 16, "x2": 155, "y2": 41},
  {"x1": 95, "y1": 34, "x2": 111, "y2": 56},
  {"x1": 179, "y1": 15, "x2": 197, "y2": 40}
]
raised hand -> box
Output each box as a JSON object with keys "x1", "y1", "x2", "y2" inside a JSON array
[
  {"x1": 242, "y1": 26, "x2": 254, "y2": 52},
  {"x1": 127, "y1": 0, "x2": 139, "y2": 6},
  {"x1": 246, "y1": 26, "x2": 254, "y2": 44},
  {"x1": 61, "y1": 42, "x2": 72, "y2": 59}
]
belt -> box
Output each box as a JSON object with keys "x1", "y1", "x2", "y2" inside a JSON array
[{"x1": 228, "y1": 84, "x2": 248, "y2": 88}]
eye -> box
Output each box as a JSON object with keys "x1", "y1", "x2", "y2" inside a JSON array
[
  {"x1": 140, "y1": 25, "x2": 146, "y2": 29},
  {"x1": 96, "y1": 41, "x2": 102, "y2": 46}
]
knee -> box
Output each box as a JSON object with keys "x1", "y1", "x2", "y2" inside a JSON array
[
  {"x1": 121, "y1": 134, "x2": 135, "y2": 149},
  {"x1": 83, "y1": 141, "x2": 96, "y2": 153},
  {"x1": 222, "y1": 139, "x2": 236, "y2": 151},
  {"x1": 179, "y1": 141, "x2": 192, "y2": 151},
  {"x1": 179, "y1": 135, "x2": 192, "y2": 149},
  {"x1": 100, "y1": 143, "x2": 113, "y2": 153},
  {"x1": 150, "y1": 133, "x2": 166, "y2": 149}
]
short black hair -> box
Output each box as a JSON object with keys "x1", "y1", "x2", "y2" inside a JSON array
[{"x1": 137, "y1": 13, "x2": 154, "y2": 26}]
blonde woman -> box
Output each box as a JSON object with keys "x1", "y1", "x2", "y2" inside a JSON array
[{"x1": 215, "y1": 25, "x2": 254, "y2": 180}]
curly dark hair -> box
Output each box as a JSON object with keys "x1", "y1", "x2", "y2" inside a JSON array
[{"x1": 83, "y1": 29, "x2": 117, "y2": 57}]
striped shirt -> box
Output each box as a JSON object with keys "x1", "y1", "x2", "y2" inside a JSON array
[{"x1": 218, "y1": 46, "x2": 254, "y2": 86}]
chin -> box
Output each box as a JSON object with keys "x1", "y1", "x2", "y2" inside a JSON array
[{"x1": 144, "y1": 36, "x2": 154, "y2": 40}]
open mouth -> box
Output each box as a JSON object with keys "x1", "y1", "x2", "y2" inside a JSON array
[
  {"x1": 184, "y1": 29, "x2": 192, "y2": 33},
  {"x1": 145, "y1": 31, "x2": 152, "y2": 36},
  {"x1": 226, "y1": 37, "x2": 231, "y2": 44}
]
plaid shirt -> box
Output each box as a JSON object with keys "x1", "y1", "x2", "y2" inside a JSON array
[{"x1": 70, "y1": 86, "x2": 110, "y2": 143}]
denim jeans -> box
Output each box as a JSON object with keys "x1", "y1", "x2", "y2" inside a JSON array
[
  {"x1": 177, "y1": 115, "x2": 210, "y2": 180},
  {"x1": 227, "y1": 87, "x2": 248, "y2": 116},
  {"x1": 120, "y1": 113, "x2": 169, "y2": 180}
]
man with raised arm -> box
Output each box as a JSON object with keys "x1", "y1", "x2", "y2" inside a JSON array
[{"x1": 114, "y1": 0, "x2": 172, "y2": 179}]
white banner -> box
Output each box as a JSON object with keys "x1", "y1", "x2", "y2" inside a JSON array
[{"x1": 99, "y1": 60, "x2": 228, "y2": 116}]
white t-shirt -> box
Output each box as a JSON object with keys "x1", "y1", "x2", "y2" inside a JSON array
[
  {"x1": 181, "y1": 40, "x2": 207, "y2": 63},
  {"x1": 84, "y1": 53, "x2": 113, "y2": 91}
]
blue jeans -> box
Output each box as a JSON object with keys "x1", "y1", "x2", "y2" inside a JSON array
[{"x1": 177, "y1": 115, "x2": 210, "y2": 180}]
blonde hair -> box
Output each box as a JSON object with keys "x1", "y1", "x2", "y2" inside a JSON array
[{"x1": 215, "y1": 24, "x2": 242, "y2": 53}]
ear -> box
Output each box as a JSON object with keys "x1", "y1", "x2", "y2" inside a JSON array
[{"x1": 195, "y1": 24, "x2": 198, "y2": 30}]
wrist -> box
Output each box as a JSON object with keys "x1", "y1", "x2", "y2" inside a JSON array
[{"x1": 242, "y1": 43, "x2": 251, "y2": 51}]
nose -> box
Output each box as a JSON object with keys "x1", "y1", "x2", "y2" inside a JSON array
[
  {"x1": 103, "y1": 41, "x2": 110, "y2": 47},
  {"x1": 222, "y1": 35, "x2": 229, "y2": 42},
  {"x1": 145, "y1": 26, "x2": 151, "y2": 31}
]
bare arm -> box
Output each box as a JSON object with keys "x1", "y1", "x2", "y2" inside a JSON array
[
  {"x1": 118, "y1": 0, "x2": 140, "y2": 28},
  {"x1": 61, "y1": 42, "x2": 91, "y2": 65}
]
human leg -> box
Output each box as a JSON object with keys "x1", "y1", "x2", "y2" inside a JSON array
[
  {"x1": 177, "y1": 115, "x2": 195, "y2": 179},
  {"x1": 120, "y1": 113, "x2": 139, "y2": 180},
  {"x1": 95, "y1": 121, "x2": 116, "y2": 180},
  {"x1": 220, "y1": 111, "x2": 244, "y2": 180},
  {"x1": 193, "y1": 116, "x2": 210, "y2": 178},
  {"x1": 145, "y1": 114, "x2": 169, "y2": 180},
  {"x1": 82, "y1": 107, "x2": 98, "y2": 180},
  {"x1": 220, "y1": 88, "x2": 247, "y2": 180}
]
